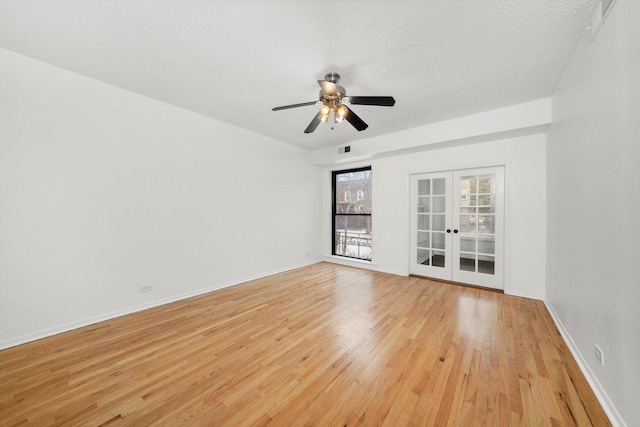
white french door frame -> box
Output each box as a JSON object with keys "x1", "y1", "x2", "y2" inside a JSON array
[{"x1": 409, "y1": 165, "x2": 506, "y2": 290}]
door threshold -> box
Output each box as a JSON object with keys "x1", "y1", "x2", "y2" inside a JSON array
[{"x1": 409, "y1": 274, "x2": 504, "y2": 293}]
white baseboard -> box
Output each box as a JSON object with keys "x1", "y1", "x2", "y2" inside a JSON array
[
  {"x1": 0, "y1": 259, "x2": 322, "y2": 350},
  {"x1": 544, "y1": 300, "x2": 627, "y2": 427},
  {"x1": 504, "y1": 289, "x2": 545, "y2": 300}
]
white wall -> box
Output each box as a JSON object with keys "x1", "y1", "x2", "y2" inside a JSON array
[
  {"x1": 0, "y1": 49, "x2": 322, "y2": 348},
  {"x1": 312, "y1": 98, "x2": 551, "y2": 166},
  {"x1": 321, "y1": 133, "x2": 547, "y2": 299},
  {"x1": 546, "y1": 0, "x2": 640, "y2": 425}
]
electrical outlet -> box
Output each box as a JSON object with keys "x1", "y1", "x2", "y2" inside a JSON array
[
  {"x1": 595, "y1": 344, "x2": 604, "y2": 366},
  {"x1": 139, "y1": 285, "x2": 152, "y2": 293}
]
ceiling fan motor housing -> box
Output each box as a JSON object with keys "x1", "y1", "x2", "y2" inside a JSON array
[{"x1": 319, "y1": 72, "x2": 347, "y2": 104}]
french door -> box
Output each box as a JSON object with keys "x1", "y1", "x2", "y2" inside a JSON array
[{"x1": 410, "y1": 166, "x2": 504, "y2": 290}]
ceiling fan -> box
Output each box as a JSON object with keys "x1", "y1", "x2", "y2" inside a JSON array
[{"x1": 272, "y1": 72, "x2": 396, "y2": 134}]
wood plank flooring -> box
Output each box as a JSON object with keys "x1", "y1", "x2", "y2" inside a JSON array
[{"x1": 0, "y1": 263, "x2": 610, "y2": 426}]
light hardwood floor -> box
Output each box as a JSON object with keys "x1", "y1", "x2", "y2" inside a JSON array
[{"x1": 0, "y1": 263, "x2": 610, "y2": 426}]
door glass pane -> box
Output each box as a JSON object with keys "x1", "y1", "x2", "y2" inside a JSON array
[
  {"x1": 478, "y1": 236, "x2": 495, "y2": 254},
  {"x1": 460, "y1": 253, "x2": 475, "y2": 272},
  {"x1": 417, "y1": 231, "x2": 430, "y2": 247},
  {"x1": 417, "y1": 213, "x2": 430, "y2": 230},
  {"x1": 432, "y1": 214, "x2": 445, "y2": 231},
  {"x1": 418, "y1": 179, "x2": 430, "y2": 196},
  {"x1": 417, "y1": 248, "x2": 430, "y2": 264},
  {"x1": 432, "y1": 196, "x2": 446, "y2": 213},
  {"x1": 432, "y1": 232, "x2": 445, "y2": 250},
  {"x1": 433, "y1": 178, "x2": 446, "y2": 195},
  {"x1": 460, "y1": 176, "x2": 476, "y2": 194},
  {"x1": 479, "y1": 176, "x2": 493, "y2": 193},
  {"x1": 478, "y1": 215, "x2": 495, "y2": 234},
  {"x1": 460, "y1": 236, "x2": 476, "y2": 252},
  {"x1": 432, "y1": 250, "x2": 445, "y2": 268},
  {"x1": 459, "y1": 215, "x2": 476, "y2": 233},
  {"x1": 417, "y1": 196, "x2": 430, "y2": 212},
  {"x1": 478, "y1": 195, "x2": 492, "y2": 206},
  {"x1": 478, "y1": 256, "x2": 495, "y2": 275}
]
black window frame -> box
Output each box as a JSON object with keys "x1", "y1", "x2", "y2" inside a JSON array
[{"x1": 332, "y1": 166, "x2": 372, "y2": 261}]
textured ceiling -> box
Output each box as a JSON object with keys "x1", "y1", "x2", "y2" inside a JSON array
[{"x1": 0, "y1": 0, "x2": 596, "y2": 150}]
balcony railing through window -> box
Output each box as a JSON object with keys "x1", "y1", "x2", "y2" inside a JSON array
[{"x1": 334, "y1": 231, "x2": 372, "y2": 260}]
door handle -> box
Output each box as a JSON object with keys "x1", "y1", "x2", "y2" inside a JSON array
[
  {"x1": 453, "y1": 229, "x2": 459, "y2": 234},
  {"x1": 446, "y1": 229, "x2": 451, "y2": 233}
]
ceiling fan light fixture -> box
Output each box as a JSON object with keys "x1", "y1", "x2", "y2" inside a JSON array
[
  {"x1": 335, "y1": 104, "x2": 348, "y2": 122},
  {"x1": 319, "y1": 103, "x2": 331, "y2": 122}
]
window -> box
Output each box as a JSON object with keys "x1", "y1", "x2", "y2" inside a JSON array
[{"x1": 332, "y1": 167, "x2": 372, "y2": 260}]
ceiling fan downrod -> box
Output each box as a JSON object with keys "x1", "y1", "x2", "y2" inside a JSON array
[{"x1": 324, "y1": 72, "x2": 340, "y2": 83}]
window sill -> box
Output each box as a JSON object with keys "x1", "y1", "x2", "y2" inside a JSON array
[{"x1": 324, "y1": 255, "x2": 377, "y2": 268}]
